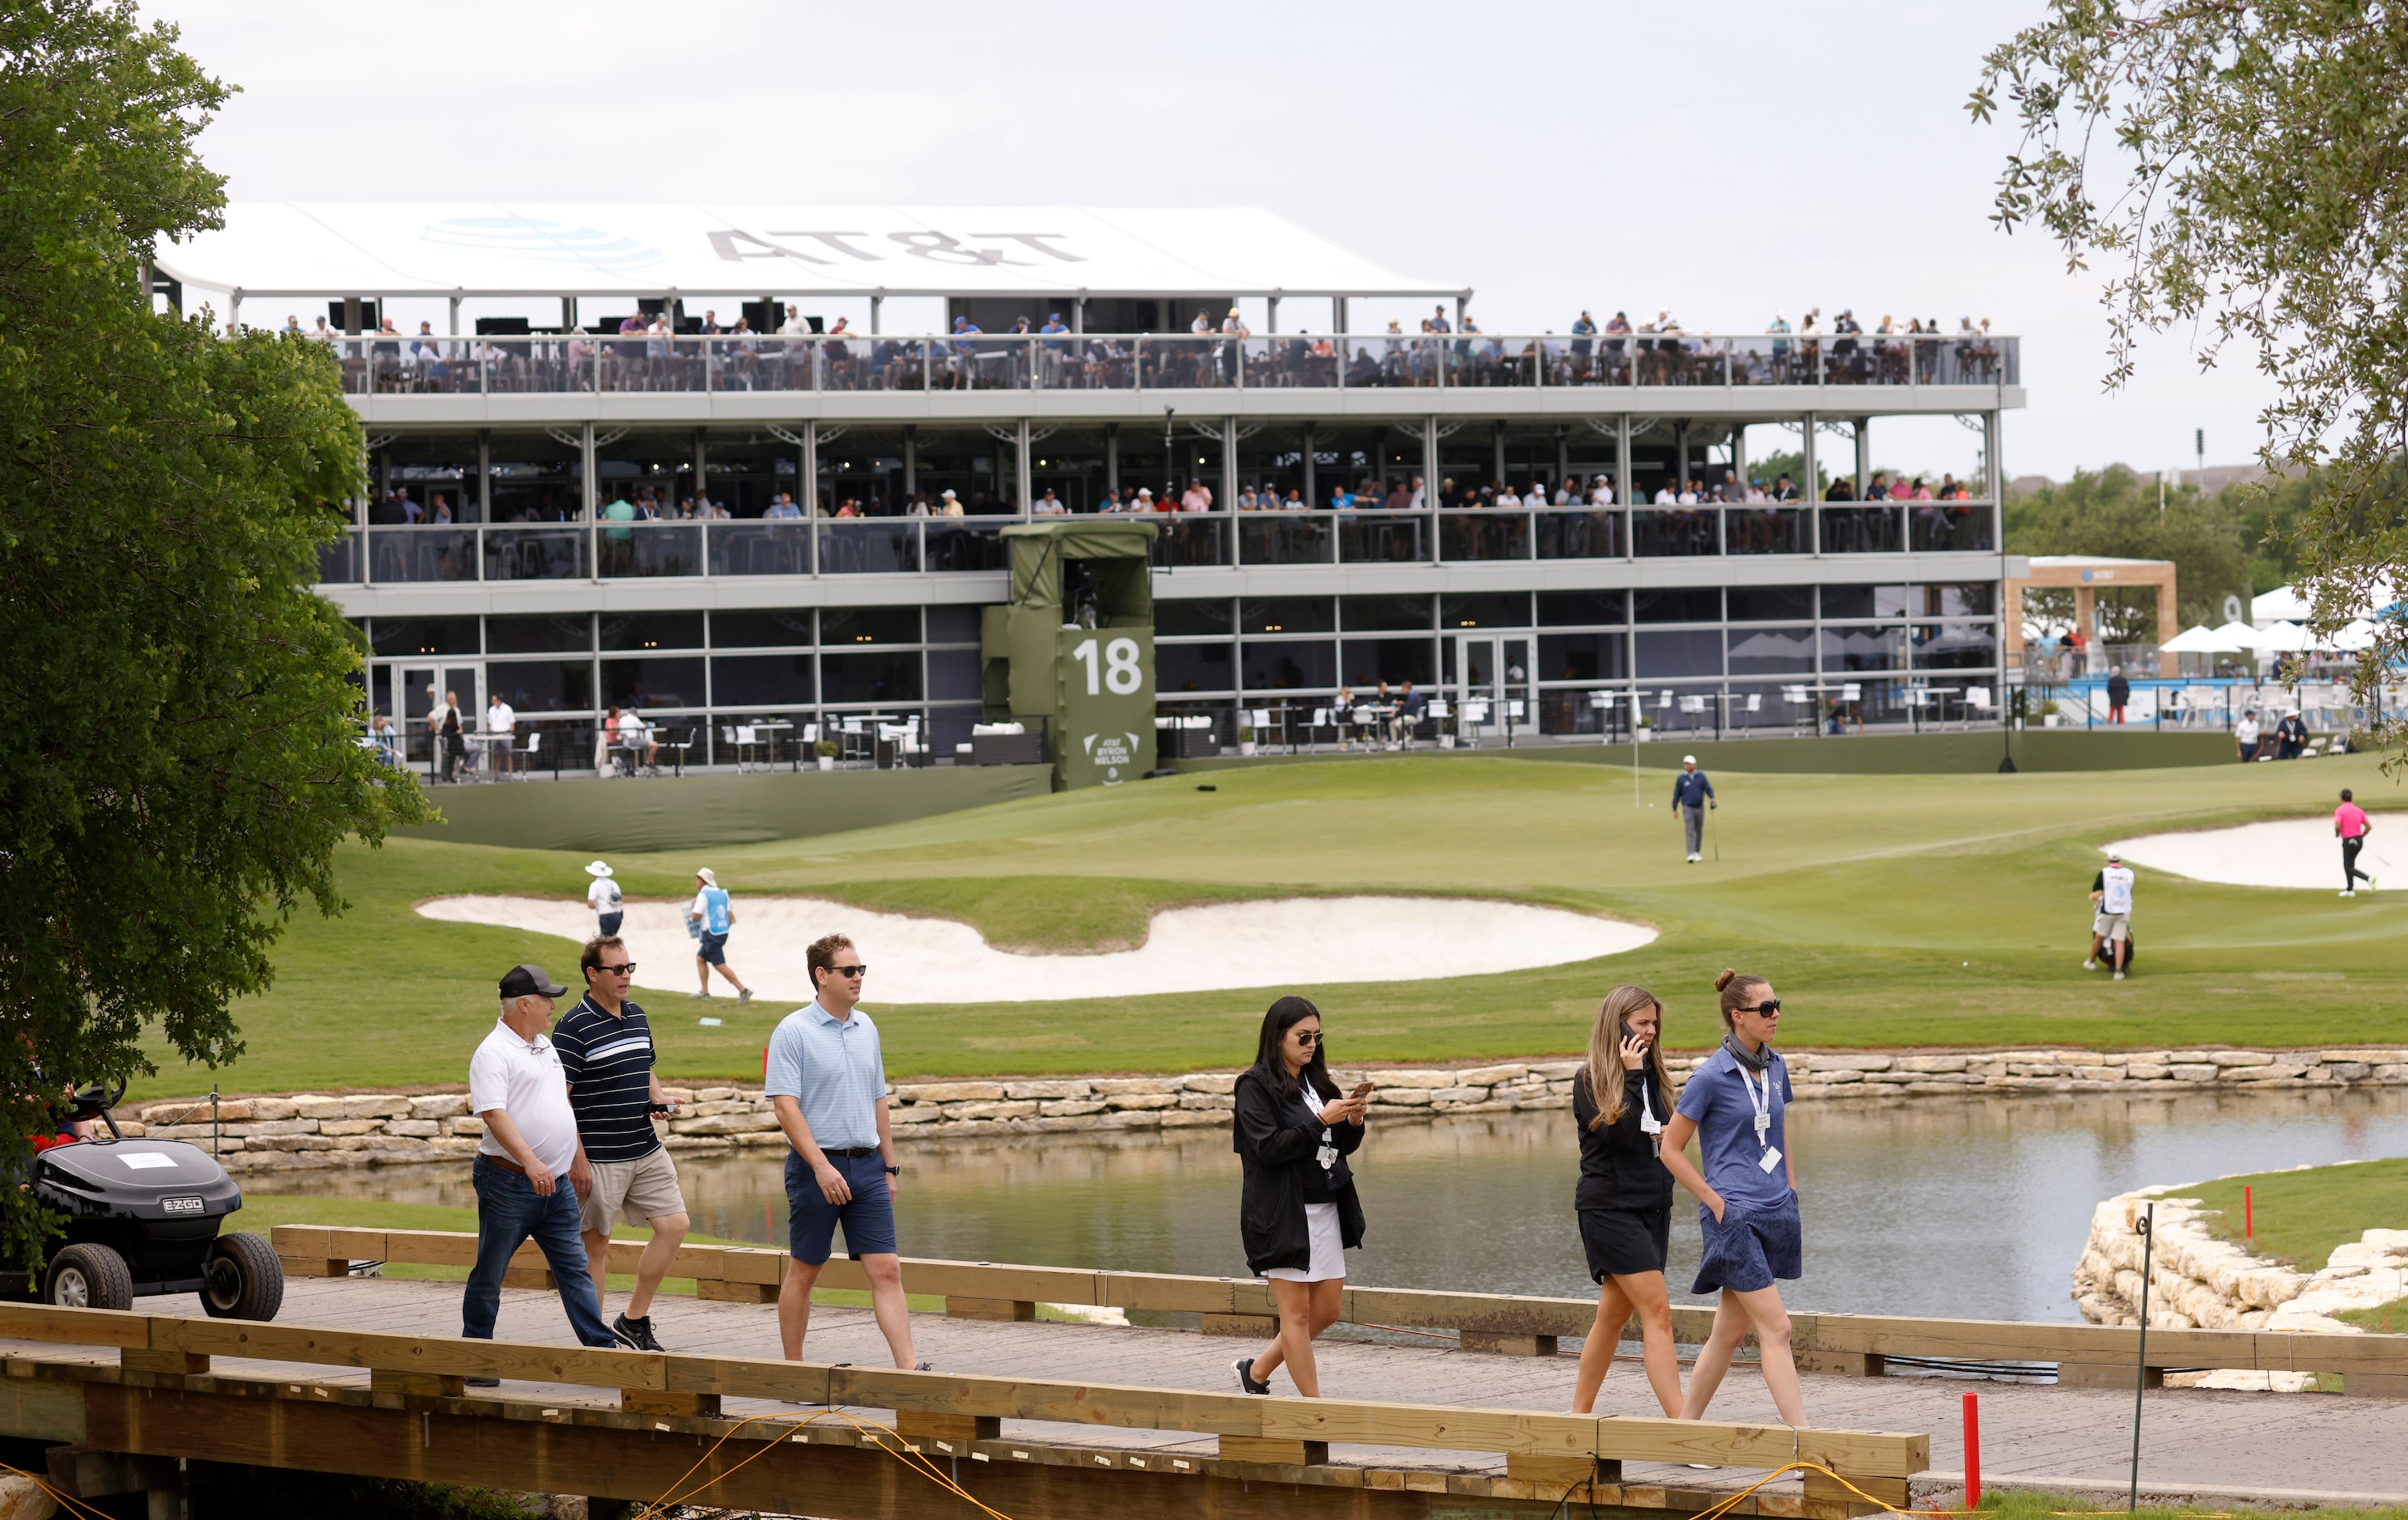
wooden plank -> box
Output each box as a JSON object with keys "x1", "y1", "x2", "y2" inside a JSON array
[
  {"x1": 268, "y1": 1225, "x2": 332, "y2": 1259},
  {"x1": 1101, "y1": 1272, "x2": 1235, "y2": 1314},
  {"x1": 368, "y1": 1369, "x2": 464, "y2": 1399},
  {"x1": 0, "y1": 1304, "x2": 151, "y2": 1349},
  {"x1": 894, "y1": 1409, "x2": 999, "y2": 1442},
  {"x1": 695, "y1": 1280, "x2": 778, "y2": 1304},
  {"x1": 620, "y1": 1388, "x2": 721, "y2": 1417},
  {"x1": 1218, "y1": 1435, "x2": 1327, "y2": 1466},
  {"x1": 1260, "y1": 1402, "x2": 1598, "y2": 1458},
  {"x1": 1595, "y1": 1416, "x2": 1808, "y2": 1469},
  {"x1": 1346, "y1": 1287, "x2": 1592, "y2": 1339},
  {"x1": 660, "y1": 1353, "x2": 828, "y2": 1406},
  {"x1": 717, "y1": 1247, "x2": 786, "y2": 1286},
  {"x1": 1459, "y1": 1333, "x2": 1558, "y2": 1357},
  {"x1": 121, "y1": 1346, "x2": 209, "y2": 1377},
  {"x1": 1198, "y1": 1314, "x2": 1274, "y2": 1339},
  {"x1": 945, "y1": 1297, "x2": 1035, "y2": 1322},
  {"x1": 0, "y1": 1374, "x2": 87, "y2": 1442},
  {"x1": 151, "y1": 1318, "x2": 663, "y2": 1391},
  {"x1": 324, "y1": 1229, "x2": 389, "y2": 1261},
  {"x1": 1798, "y1": 1429, "x2": 1931, "y2": 1480},
  {"x1": 374, "y1": 1229, "x2": 479, "y2": 1267}
]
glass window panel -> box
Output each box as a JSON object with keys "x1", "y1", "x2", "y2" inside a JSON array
[
  {"x1": 1728, "y1": 586, "x2": 1814, "y2": 622},
  {"x1": 711, "y1": 609, "x2": 815, "y2": 647},
  {"x1": 820, "y1": 606, "x2": 921, "y2": 645},
  {"x1": 927, "y1": 647, "x2": 982, "y2": 700},
  {"x1": 1338, "y1": 637, "x2": 1436, "y2": 686},
  {"x1": 1439, "y1": 593, "x2": 1530, "y2": 629},
  {"x1": 821, "y1": 649, "x2": 922, "y2": 703},
  {"x1": 1243, "y1": 639, "x2": 1335, "y2": 690},
  {"x1": 1341, "y1": 595, "x2": 1434, "y2": 632},
  {"x1": 1911, "y1": 622, "x2": 2000, "y2": 669},
  {"x1": 1157, "y1": 599, "x2": 1234, "y2": 638},
  {"x1": 1821, "y1": 625, "x2": 1906, "y2": 671},
  {"x1": 600, "y1": 656, "x2": 705, "y2": 708},
  {"x1": 1537, "y1": 631, "x2": 1627, "y2": 681},
  {"x1": 1821, "y1": 584, "x2": 1910, "y2": 620},
  {"x1": 1914, "y1": 584, "x2": 1997, "y2": 618},
  {"x1": 710, "y1": 654, "x2": 816, "y2": 707},
  {"x1": 1240, "y1": 597, "x2": 1334, "y2": 635},
  {"x1": 1157, "y1": 641, "x2": 1236, "y2": 694},
  {"x1": 1634, "y1": 628, "x2": 1723, "y2": 678},
  {"x1": 1537, "y1": 590, "x2": 1626, "y2": 626},
  {"x1": 485, "y1": 614, "x2": 591, "y2": 656},
  {"x1": 1726, "y1": 625, "x2": 1816, "y2": 675},
  {"x1": 600, "y1": 613, "x2": 705, "y2": 652},
  {"x1": 370, "y1": 617, "x2": 479, "y2": 656},
  {"x1": 1633, "y1": 588, "x2": 1720, "y2": 624},
  {"x1": 926, "y1": 605, "x2": 981, "y2": 643},
  {"x1": 484, "y1": 660, "x2": 593, "y2": 713}
]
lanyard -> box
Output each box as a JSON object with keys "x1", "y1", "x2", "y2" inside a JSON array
[
  {"x1": 1304, "y1": 1094, "x2": 1337, "y2": 1171},
  {"x1": 1738, "y1": 1062, "x2": 1774, "y2": 1150}
]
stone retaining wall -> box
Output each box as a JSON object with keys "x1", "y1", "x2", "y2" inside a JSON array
[{"x1": 125, "y1": 1044, "x2": 2408, "y2": 1174}]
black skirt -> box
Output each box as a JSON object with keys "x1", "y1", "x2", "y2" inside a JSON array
[{"x1": 1578, "y1": 1204, "x2": 1670, "y2": 1281}]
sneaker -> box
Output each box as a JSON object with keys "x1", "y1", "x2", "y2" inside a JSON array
[
  {"x1": 1232, "y1": 1357, "x2": 1270, "y2": 1396},
  {"x1": 2370, "y1": 877, "x2": 2379, "y2": 894},
  {"x1": 465, "y1": 1375, "x2": 499, "y2": 1389},
  {"x1": 2083, "y1": 959, "x2": 2098, "y2": 970},
  {"x1": 2340, "y1": 889, "x2": 2355, "y2": 898},
  {"x1": 613, "y1": 1313, "x2": 663, "y2": 1352},
  {"x1": 2113, "y1": 970, "x2": 2126, "y2": 980},
  {"x1": 739, "y1": 987, "x2": 754, "y2": 1004},
  {"x1": 1687, "y1": 853, "x2": 1701, "y2": 864},
  {"x1": 697, "y1": 990, "x2": 712, "y2": 999}
]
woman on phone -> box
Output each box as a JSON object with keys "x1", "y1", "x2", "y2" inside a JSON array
[
  {"x1": 1231, "y1": 996, "x2": 1369, "y2": 1398},
  {"x1": 1660, "y1": 970, "x2": 1808, "y2": 1427},
  {"x1": 1569, "y1": 985, "x2": 1682, "y2": 1416}
]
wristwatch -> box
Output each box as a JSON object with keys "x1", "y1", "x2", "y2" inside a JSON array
[{"x1": 884, "y1": 1164, "x2": 901, "y2": 1174}]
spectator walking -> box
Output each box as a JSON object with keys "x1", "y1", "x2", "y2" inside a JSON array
[
  {"x1": 2336, "y1": 789, "x2": 2376, "y2": 897},
  {"x1": 431, "y1": 689, "x2": 466, "y2": 783},
  {"x1": 584, "y1": 860, "x2": 624, "y2": 939},
  {"x1": 557, "y1": 937, "x2": 689, "y2": 1351},
  {"x1": 2105, "y1": 665, "x2": 2130, "y2": 724},
  {"x1": 2087, "y1": 851, "x2": 2136, "y2": 979},
  {"x1": 1672, "y1": 756, "x2": 1716, "y2": 864},
  {"x1": 2274, "y1": 709, "x2": 2309, "y2": 760},
  {"x1": 1568, "y1": 985, "x2": 1682, "y2": 1418},
  {"x1": 2234, "y1": 708, "x2": 2262, "y2": 763},
  {"x1": 687, "y1": 868, "x2": 753, "y2": 1002},
  {"x1": 766, "y1": 934, "x2": 928, "y2": 1370},
  {"x1": 1232, "y1": 996, "x2": 1369, "y2": 1399},
  {"x1": 462, "y1": 963, "x2": 617, "y2": 1374},
  {"x1": 1660, "y1": 970, "x2": 1808, "y2": 1429}
]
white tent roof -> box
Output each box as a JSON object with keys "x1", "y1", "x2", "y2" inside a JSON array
[
  {"x1": 2256, "y1": 620, "x2": 2315, "y2": 652},
  {"x1": 2253, "y1": 578, "x2": 2399, "y2": 627},
  {"x1": 2160, "y1": 624, "x2": 2241, "y2": 653},
  {"x1": 2208, "y1": 620, "x2": 2265, "y2": 650},
  {"x1": 158, "y1": 202, "x2": 1469, "y2": 301}
]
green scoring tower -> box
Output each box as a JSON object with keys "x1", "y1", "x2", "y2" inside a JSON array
[{"x1": 980, "y1": 519, "x2": 1158, "y2": 788}]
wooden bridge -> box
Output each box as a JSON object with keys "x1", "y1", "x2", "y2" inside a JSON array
[{"x1": 0, "y1": 1225, "x2": 2398, "y2": 1518}]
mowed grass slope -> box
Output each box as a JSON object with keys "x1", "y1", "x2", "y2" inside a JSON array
[{"x1": 134, "y1": 752, "x2": 2408, "y2": 1098}]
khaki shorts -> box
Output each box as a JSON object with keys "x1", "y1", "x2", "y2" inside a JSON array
[
  {"x1": 579, "y1": 1147, "x2": 686, "y2": 1233},
  {"x1": 2093, "y1": 911, "x2": 2130, "y2": 942}
]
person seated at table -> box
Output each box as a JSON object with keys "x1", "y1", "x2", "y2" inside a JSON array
[
  {"x1": 1388, "y1": 682, "x2": 1427, "y2": 749},
  {"x1": 1335, "y1": 686, "x2": 1358, "y2": 749},
  {"x1": 595, "y1": 707, "x2": 621, "y2": 775},
  {"x1": 367, "y1": 712, "x2": 403, "y2": 767},
  {"x1": 621, "y1": 709, "x2": 661, "y2": 774}
]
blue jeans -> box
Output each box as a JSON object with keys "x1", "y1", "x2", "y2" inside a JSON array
[{"x1": 463, "y1": 1154, "x2": 617, "y2": 1347}]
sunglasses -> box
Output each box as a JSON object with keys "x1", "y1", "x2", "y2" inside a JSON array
[
  {"x1": 596, "y1": 963, "x2": 637, "y2": 976},
  {"x1": 1738, "y1": 1000, "x2": 1782, "y2": 1016},
  {"x1": 1291, "y1": 1029, "x2": 1322, "y2": 1046},
  {"x1": 829, "y1": 964, "x2": 868, "y2": 978}
]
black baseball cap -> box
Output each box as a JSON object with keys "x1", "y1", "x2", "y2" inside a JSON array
[{"x1": 498, "y1": 963, "x2": 566, "y2": 1000}]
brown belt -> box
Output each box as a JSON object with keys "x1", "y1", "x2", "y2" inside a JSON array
[{"x1": 480, "y1": 1151, "x2": 526, "y2": 1174}]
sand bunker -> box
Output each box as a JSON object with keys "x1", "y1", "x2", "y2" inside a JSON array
[
  {"x1": 417, "y1": 894, "x2": 1655, "y2": 1004},
  {"x1": 2105, "y1": 814, "x2": 2403, "y2": 891}
]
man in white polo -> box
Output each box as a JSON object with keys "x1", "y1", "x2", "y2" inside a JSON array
[
  {"x1": 462, "y1": 962, "x2": 618, "y2": 1378},
  {"x1": 2086, "y1": 852, "x2": 2137, "y2": 981}
]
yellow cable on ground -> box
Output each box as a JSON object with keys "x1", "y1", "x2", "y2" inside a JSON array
[{"x1": 0, "y1": 1458, "x2": 117, "y2": 1520}]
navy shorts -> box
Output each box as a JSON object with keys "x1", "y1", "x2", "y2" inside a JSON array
[
  {"x1": 1691, "y1": 1195, "x2": 1801, "y2": 1294},
  {"x1": 598, "y1": 911, "x2": 623, "y2": 936},
  {"x1": 786, "y1": 1150, "x2": 897, "y2": 1265},
  {"x1": 697, "y1": 930, "x2": 729, "y2": 966}
]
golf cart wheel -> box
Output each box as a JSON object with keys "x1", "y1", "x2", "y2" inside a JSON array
[
  {"x1": 45, "y1": 1243, "x2": 133, "y2": 1312},
  {"x1": 201, "y1": 1232, "x2": 285, "y2": 1321}
]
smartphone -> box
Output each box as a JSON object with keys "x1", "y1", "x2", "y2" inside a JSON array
[{"x1": 1350, "y1": 1081, "x2": 1374, "y2": 1098}]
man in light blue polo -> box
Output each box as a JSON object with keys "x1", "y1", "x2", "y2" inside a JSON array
[{"x1": 765, "y1": 932, "x2": 926, "y2": 1370}]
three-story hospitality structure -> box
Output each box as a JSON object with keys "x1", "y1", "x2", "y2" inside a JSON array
[{"x1": 162, "y1": 204, "x2": 2024, "y2": 765}]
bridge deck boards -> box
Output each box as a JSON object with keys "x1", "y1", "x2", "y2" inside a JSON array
[{"x1": 20, "y1": 1276, "x2": 2407, "y2": 1502}]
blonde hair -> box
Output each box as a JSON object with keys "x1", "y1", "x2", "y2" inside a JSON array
[
  {"x1": 1582, "y1": 984, "x2": 1675, "y2": 1130},
  {"x1": 1715, "y1": 967, "x2": 1770, "y2": 1030}
]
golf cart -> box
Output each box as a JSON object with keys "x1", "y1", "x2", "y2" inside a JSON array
[{"x1": 4, "y1": 1081, "x2": 283, "y2": 1318}]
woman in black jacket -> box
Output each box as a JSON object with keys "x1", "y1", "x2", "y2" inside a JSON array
[
  {"x1": 1569, "y1": 983, "x2": 1682, "y2": 1416},
  {"x1": 1230, "y1": 996, "x2": 1367, "y2": 1398}
]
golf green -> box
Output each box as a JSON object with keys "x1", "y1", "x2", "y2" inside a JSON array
[{"x1": 135, "y1": 753, "x2": 2406, "y2": 1098}]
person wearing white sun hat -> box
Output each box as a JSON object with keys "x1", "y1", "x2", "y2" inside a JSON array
[
  {"x1": 584, "y1": 860, "x2": 623, "y2": 938},
  {"x1": 687, "y1": 868, "x2": 752, "y2": 1002}
]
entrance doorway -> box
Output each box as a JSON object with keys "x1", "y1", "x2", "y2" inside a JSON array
[
  {"x1": 1454, "y1": 635, "x2": 1532, "y2": 744},
  {"x1": 398, "y1": 662, "x2": 483, "y2": 775}
]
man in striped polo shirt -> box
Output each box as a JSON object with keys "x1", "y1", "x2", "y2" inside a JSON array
[{"x1": 556, "y1": 936, "x2": 689, "y2": 1352}]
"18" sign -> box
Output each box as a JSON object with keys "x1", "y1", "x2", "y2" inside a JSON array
[{"x1": 1070, "y1": 637, "x2": 1143, "y2": 695}]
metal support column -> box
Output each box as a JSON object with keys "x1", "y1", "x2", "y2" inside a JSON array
[
  {"x1": 1491, "y1": 422, "x2": 1507, "y2": 491},
  {"x1": 694, "y1": 430, "x2": 709, "y2": 512},
  {"x1": 870, "y1": 295, "x2": 882, "y2": 335},
  {"x1": 1267, "y1": 295, "x2": 1281, "y2": 333},
  {"x1": 1302, "y1": 423, "x2": 1316, "y2": 509},
  {"x1": 803, "y1": 421, "x2": 821, "y2": 575},
  {"x1": 582, "y1": 421, "x2": 599, "y2": 583},
  {"x1": 1617, "y1": 414, "x2": 1634, "y2": 558},
  {"x1": 902, "y1": 427, "x2": 917, "y2": 498},
  {"x1": 1016, "y1": 418, "x2": 1032, "y2": 512},
  {"x1": 476, "y1": 431, "x2": 490, "y2": 524},
  {"x1": 1555, "y1": 430, "x2": 1569, "y2": 496},
  {"x1": 1071, "y1": 299, "x2": 1084, "y2": 334},
  {"x1": 1802, "y1": 412, "x2": 1820, "y2": 554},
  {"x1": 448, "y1": 295, "x2": 461, "y2": 337},
  {"x1": 1422, "y1": 416, "x2": 1439, "y2": 509},
  {"x1": 1221, "y1": 414, "x2": 1238, "y2": 515},
  {"x1": 1732, "y1": 425, "x2": 1748, "y2": 486},
  {"x1": 1855, "y1": 418, "x2": 1871, "y2": 495},
  {"x1": 1105, "y1": 423, "x2": 1119, "y2": 496}
]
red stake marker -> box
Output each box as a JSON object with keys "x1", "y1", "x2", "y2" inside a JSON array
[
  {"x1": 2245, "y1": 1184, "x2": 2253, "y2": 1240},
  {"x1": 1962, "y1": 1391, "x2": 1982, "y2": 1512}
]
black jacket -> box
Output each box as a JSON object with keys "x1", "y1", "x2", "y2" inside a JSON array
[
  {"x1": 1232, "y1": 1064, "x2": 1366, "y2": 1275},
  {"x1": 2106, "y1": 673, "x2": 2132, "y2": 705},
  {"x1": 1571, "y1": 1066, "x2": 1674, "y2": 1212}
]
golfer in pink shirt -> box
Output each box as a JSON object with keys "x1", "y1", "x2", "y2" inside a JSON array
[{"x1": 2335, "y1": 788, "x2": 2375, "y2": 898}]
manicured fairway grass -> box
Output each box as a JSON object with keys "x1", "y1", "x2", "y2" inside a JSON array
[
  {"x1": 2184, "y1": 1157, "x2": 2408, "y2": 1273},
  {"x1": 134, "y1": 751, "x2": 2406, "y2": 1098}
]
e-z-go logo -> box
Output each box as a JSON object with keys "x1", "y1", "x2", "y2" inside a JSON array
[{"x1": 708, "y1": 229, "x2": 1086, "y2": 267}]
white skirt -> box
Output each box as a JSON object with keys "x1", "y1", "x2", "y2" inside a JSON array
[{"x1": 1266, "y1": 1201, "x2": 1346, "y2": 1282}]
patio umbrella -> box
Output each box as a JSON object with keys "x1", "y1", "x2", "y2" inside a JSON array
[
  {"x1": 2256, "y1": 621, "x2": 2314, "y2": 652},
  {"x1": 2209, "y1": 619, "x2": 2266, "y2": 650},
  {"x1": 2159, "y1": 624, "x2": 2239, "y2": 653}
]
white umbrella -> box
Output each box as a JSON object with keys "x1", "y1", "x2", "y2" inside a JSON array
[
  {"x1": 2160, "y1": 624, "x2": 2239, "y2": 653},
  {"x1": 2333, "y1": 618, "x2": 2380, "y2": 652},
  {"x1": 2209, "y1": 619, "x2": 2266, "y2": 650},
  {"x1": 2256, "y1": 620, "x2": 2313, "y2": 652}
]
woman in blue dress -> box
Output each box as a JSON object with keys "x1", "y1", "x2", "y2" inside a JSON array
[{"x1": 1658, "y1": 968, "x2": 1809, "y2": 1427}]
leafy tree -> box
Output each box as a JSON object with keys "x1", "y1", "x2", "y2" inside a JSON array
[
  {"x1": 1973, "y1": 2, "x2": 2408, "y2": 748},
  {"x1": 0, "y1": 2, "x2": 426, "y2": 1269},
  {"x1": 2005, "y1": 465, "x2": 2256, "y2": 628}
]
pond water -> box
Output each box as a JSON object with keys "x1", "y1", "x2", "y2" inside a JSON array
[{"x1": 280, "y1": 1087, "x2": 2408, "y2": 1323}]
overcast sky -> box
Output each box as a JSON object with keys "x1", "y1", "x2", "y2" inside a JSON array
[{"x1": 143, "y1": 0, "x2": 2274, "y2": 483}]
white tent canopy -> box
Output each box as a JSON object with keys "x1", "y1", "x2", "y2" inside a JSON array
[
  {"x1": 2160, "y1": 624, "x2": 2242, "y2": 653},
  {"x1": 2253, "y1": 578, "x2": 2399, "y2": 628},
  {"x1": 159, "y1": 202, "x2": 1469, "y2": 302},
  {"x1": 2208, "y1": 620, "x2": 2266, "y2": 650},
  {"x1": 2255, "y1": 621, "x2": 2314, "y2": 652}
]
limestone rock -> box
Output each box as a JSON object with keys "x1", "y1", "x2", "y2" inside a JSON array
[{"x1": 892, "y1": 1081, "x2": 1007, "y2": 1103}]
